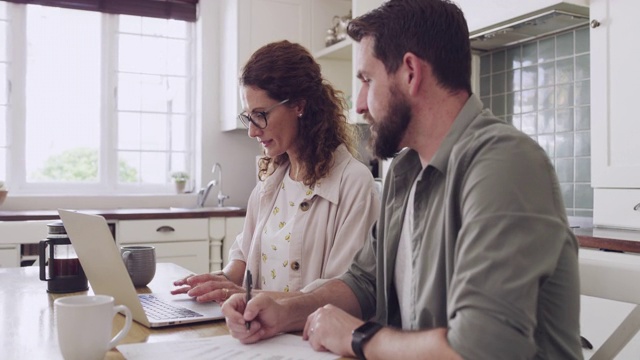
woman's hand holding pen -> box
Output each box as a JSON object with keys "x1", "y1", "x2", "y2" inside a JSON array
[{"x1": 171, "y1": 273, "x2": 244, "y2": 304}]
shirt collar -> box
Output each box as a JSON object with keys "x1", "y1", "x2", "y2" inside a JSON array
[
  {"x1": 388, "y1": 94, "x2": 485, "y2": 180},
  {"x1": 261, "y1": 144, "x2": 351, "y2": 205},
  {"x1": 312, "y1": 144, "x2": 351, "y2": 204},
  {"x1": 428, "y1": 94, "x2": 484, "y2": 174}
]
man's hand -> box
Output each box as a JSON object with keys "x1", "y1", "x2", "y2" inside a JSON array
[
  {"x1": 222, "y1": 293, "x2": 285, "y2": 344},
  {"x1": 303, "y1": 304, "x2": 363, "y2": 357}
]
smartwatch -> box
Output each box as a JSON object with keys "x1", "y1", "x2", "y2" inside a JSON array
[{"x1": 351, "y1": 321, "x2": 384, "y2": 360}]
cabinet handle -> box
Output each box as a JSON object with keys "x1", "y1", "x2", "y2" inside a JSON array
[
  {"x1": 634, "y1": 203, "x2": 640, "y2": 211},
  {"x1": 156, "y1": 225, "x2": 176, "y2": 233},
  {"x1": 590, "y1": 19, "x2": 601, "y2": 28}
]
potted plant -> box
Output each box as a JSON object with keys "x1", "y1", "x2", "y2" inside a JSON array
[
  {"x1": 0, "y1": 180, "x2": 7, "y2": 206},
  {"x1": 170, "y1": 171, "x2": 189, "y2": 194}
]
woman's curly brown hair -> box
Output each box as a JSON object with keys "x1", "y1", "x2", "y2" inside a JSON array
[{"x1": 240, "y1": 40, "x2": 358, "y2": 187}]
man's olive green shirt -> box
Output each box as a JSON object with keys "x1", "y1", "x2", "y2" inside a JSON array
[{"x1": 340, "y1": 94, "x2": 582, "y2": 359}]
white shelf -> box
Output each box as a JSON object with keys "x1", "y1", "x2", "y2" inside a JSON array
[{"x1": 314, "y1": 39, "x2": 352, "y2": 60}]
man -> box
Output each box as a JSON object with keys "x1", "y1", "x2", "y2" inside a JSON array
[{"x1": 222, "y1": 0, "x2": 582, "y2": 359}]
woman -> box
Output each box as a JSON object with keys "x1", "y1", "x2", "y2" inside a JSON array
[{"x1": 172, "y1": 40, "x2": 380, "y2": 302}]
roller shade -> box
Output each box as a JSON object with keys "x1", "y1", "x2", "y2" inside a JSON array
[{"x1": 1, "y1": 0, "x2": 198, "y2": 21}]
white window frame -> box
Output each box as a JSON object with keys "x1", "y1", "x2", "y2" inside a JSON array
[{"x1": 3, "y1": 2, "x2": 196, "y2": 195}]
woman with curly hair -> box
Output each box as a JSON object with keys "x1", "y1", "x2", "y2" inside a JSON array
[{"x1": 172, "y1": 40, "x2": 380, "y2": 302}]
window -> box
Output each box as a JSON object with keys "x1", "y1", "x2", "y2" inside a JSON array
[
  {"x1": 0, "y1": 2, "x2": 195, "y2": 194},
  {"x1": 0, "y1": 2, "x2": 8, "y2": 182}
]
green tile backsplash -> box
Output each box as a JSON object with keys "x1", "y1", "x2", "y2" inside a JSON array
[{"x1": 480, "y1": 26, "x2": 592, "y2": 217}]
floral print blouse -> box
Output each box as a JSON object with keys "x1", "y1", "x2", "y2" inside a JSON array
[{"x1": 260, "y1": 168, "x2": 314, "y2": 292}]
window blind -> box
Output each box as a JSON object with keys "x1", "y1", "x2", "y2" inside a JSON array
[{"x1": 1, "y1": 0, "x2": 198, "y2": 21}]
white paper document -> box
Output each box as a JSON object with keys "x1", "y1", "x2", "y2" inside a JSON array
[{"x1": 116, "y1": 333, "x2": 339, "y2": 360}]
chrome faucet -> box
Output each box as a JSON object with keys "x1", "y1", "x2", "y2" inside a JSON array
[{"x1": 196, "y1": 162, "x2": 229, "y2": 207}]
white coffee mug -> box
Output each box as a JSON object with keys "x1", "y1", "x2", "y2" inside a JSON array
[{"x1": 54, "y1": 295, "x2": 132, "y2": 360}]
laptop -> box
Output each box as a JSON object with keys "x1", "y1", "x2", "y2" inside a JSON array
[{"x1": 58, "y1": 209, "x2": 224, "y2": 328}]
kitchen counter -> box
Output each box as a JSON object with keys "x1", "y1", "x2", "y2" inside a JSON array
[
  {"x1": 575, "y1": 227, "x2": 640, "y2": 254},
  {"x1": 2, "y1": 208, "x2": 638, "y2": 253},
  {"x1": 0, "y1": 207, "x2": 246, "y2": 221}
]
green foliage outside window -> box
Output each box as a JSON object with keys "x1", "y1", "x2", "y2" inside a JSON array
[{"x1": 31, "y1": 148, "x2": 137, "y2": 183}]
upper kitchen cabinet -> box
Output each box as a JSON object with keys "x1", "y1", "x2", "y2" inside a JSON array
[
  {"x1": 310, "y1": 0, "x2": 383, "y2": 124},
  {"x1": 590, "y1": 0, "x2": 640, "y2": 229},
  {"x1": 220, "y1": 0, "x2": 311, "y2": 131}
]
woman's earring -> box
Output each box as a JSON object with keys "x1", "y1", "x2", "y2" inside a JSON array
[{"x1": 298, "y1": 113, "x2": 303, "y2": 118}]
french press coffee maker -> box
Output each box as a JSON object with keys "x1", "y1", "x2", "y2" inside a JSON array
[{"x1": 39, "y1": 221, "x2": 88, "y2": 293}]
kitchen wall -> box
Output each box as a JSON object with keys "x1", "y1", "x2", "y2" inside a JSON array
[
  {"x1": 196, "y1": 0, "x2": 262, "y2": 208},
  {"x1": 478, "y1": 26, "x2": 592, "y2": 217}
]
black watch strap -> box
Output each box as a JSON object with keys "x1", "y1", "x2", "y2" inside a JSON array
[{"x1": 351, "y1": 321, "x2": 384, "y2": 360}]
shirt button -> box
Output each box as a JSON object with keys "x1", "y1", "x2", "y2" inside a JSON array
[
  {"x1": 300, "y1": 202, "x2": 310, "y2": 211},
  {"x1": 291, "y1": 261, "x2": 300, "y2": 271}
]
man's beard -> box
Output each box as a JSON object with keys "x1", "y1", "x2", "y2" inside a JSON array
[{"x1": 366, "y1": 91, "x2": 411, "y2": 159}]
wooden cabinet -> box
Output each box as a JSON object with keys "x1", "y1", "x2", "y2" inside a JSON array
[
  {"x1": 123, "y1": 240, "x2": 209, "y2": 275},
  {"x1": 0, "y1": 244, "x2": 20, "y2": 268},
  {"x1": 1, "y1": 216, "x2": 243, "y2": 272},
  {"x1": 220, "y1": 0, "x2": 312, "y2": 131},
  {"x1": 0, "y1": 220, "x2": 49, "y2": 244},
  {"x1": 310, "y1": 0, "x2": 354, "y2": 121},
  {"x1": 218, "y1": 0, "x2": 384, "y2": 127},
  {"x1": 222, "y1": 216, "x2": 245, "y2": 269},
  {"x1": 209, "y1": 217, "x2": 225, "y2": 272},
  {"x1": 310, "y1": 0, "x2": 382, "y2": 124},
  {"x1": 589, "y1": 0, "x2": 640, "y2": 229},
  {"x1": 0, "y1": 220, "x2": 50, "y2": 267},
  {"x1": 118, "y1": 218, "x2": 210, "y2": 274}
]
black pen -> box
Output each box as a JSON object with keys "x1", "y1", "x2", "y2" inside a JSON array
[{"x1": 245, "y1": 269, "x2": 252, "y2": 330}]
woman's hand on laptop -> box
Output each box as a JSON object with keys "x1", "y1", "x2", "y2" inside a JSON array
[{"x1": 171, "y1": 272, "x2": 244, "y2": 304}]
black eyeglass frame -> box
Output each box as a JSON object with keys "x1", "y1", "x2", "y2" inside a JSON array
[{"x1": 238, "y1": 98, "x2": 290, "y2": 129}]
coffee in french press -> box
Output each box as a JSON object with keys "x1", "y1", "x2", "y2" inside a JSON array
[{"x1": 39, "y1": 221, "x2": 89, "y2": 293}]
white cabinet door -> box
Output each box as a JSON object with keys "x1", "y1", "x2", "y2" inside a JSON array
[
  {"x1": 311, "y1": 0, "x2": 354, "y2": 122},
  {"x1": 0, "y1": 220, "x2": 51, "y2": 267},
  {"x1": 0, "y1": 220, "x2": 49, "y2": 244},
  {"x1": 223, "y1": 217, "x2": 245, "y2": 268},
  {"x1": 209, "y1": 217, "x2": 225, "y2": 272},
  {"x1": 126, "y1": 240, "x2": 209, "y2": 274},
  {"x1": 590, "y1": 0, "x2": 640, "y2": 188},
  {"x1": 119, "y1": 219, "x2": 210, "y2": 274},
  {"x1": 310, "y1": 0, "x2": 384, "y2": 124},
  {"x1": 590, "y1": 0, "x2": 640, "y2": 229},
  {"x1": 0, "y1": 245, "x2": 20, "y2": 268},
  {"x1": 220, "y1": 0, "x2": 312, "y2": 131},
  {"x1": 118, "y1": 219, "x2": 208, "y2": 244}
]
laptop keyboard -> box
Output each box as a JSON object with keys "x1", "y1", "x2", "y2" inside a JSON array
[{"x1": 139, "y1": 294, "x2": 204, "y2": 320}]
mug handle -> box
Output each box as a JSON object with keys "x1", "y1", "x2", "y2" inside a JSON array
[{"x1": 108, "y1": 304, "x2": 132, "y2": 349}]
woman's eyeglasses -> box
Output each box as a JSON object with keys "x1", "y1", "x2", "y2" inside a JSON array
[{"x1": 238, "y1": 99, "x2": 290, "y2": 129}]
